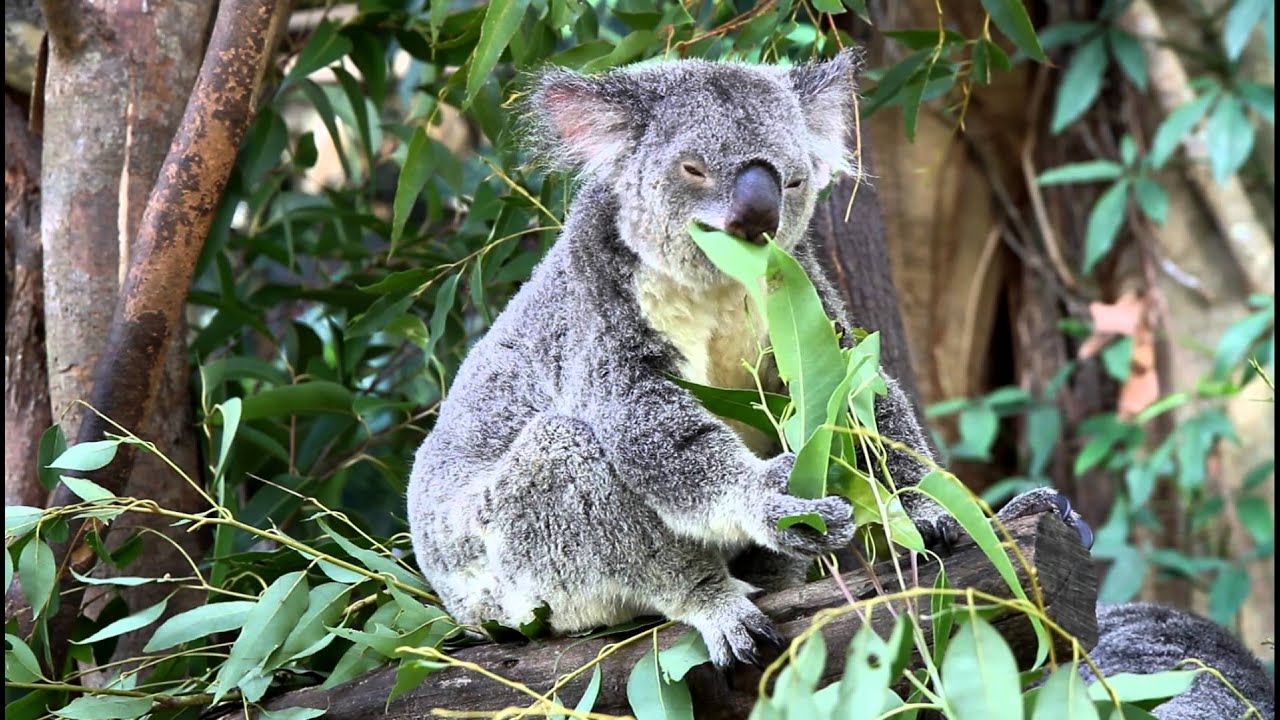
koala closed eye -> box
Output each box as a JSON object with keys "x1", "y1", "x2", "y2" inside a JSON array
[
  {"x1": 784, "y1": 177, "x2": 805, "y2": 190},
  {"x1": 680, "y1": 161, "x2": 709, "y2": 181}
]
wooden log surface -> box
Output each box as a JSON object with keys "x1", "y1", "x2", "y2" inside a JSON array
[{"x1": 265, "y1": 511, "x2": 1098, "y2": 719}]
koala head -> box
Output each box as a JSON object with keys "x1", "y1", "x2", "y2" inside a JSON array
[{"x1": 523, "y1": 51, "x2": 860, "y2": 287}]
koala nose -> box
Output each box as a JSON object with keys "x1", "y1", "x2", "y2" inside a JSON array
[{"x1": 725, "y1": 164, "x2": 780, "y2": 244}]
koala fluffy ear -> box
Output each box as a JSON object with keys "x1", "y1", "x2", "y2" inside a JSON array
[
  {"x1": 788, "y1": 49, "x2": 861, "y2": 187},
  {"x1": 523, "y1": 68, "x2": 643, "y2": 179}
]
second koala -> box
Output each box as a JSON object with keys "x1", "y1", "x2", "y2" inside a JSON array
[{"x1": 408, "y1": 51, "x2": 1062, "y2": 667}]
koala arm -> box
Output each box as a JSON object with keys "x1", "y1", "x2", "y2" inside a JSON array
[{"x1": 588, "y1": 368, "x2": 853, "y2": 555}]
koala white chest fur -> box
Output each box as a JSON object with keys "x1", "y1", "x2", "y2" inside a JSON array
[{"x1": 635, "y1": 269, "x2": 779, "y2": 455}]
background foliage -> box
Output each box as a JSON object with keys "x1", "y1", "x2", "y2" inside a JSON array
[{"x1": 4, "y1": 0, "x2": 1274, "y2": 717}]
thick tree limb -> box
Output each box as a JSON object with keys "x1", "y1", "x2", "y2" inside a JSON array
[
  {"x1": 265, "y1": 512, "x2": 1098, "y2": 719},
  {"x1": 39, "y1": 0, "x2": 287, "y2": 674},
  {"x1": 5, "y1": 92, "x2": 50, "y2": 509}
]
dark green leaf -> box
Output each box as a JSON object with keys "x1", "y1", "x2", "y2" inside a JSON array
[
  {"x1": 981, "y1": 0, "x2": 1046, "y2": 62},
  {"x1": 239, "y1": 381, "x2": 354, "y2": 421},
  {"x1": 74, "y1": 598, "x2": 168, "y2": 645},
  {"x1": 1149, "y1": 91, "x2": 1217, "y2": 168},
  {"x1": 1205, "y1": 94, "x2": 1255, "y2": 182},
  {"x1": 37, "y1": 425, "x2": 68, "y2": 491},
  {"x1": 19, "y1": 538, "x2": 55, "y2": 619},
  {"x1": 1133, "y1": 178, "x2": 1168, "y2": 224},
  {"x1": 465, "y1": 0, "x2": 532, "y2": 104},
  {"x1": 1108, "y1": 30, "x2": 1147, "y2": 90},
  {"x1": 144, "y1": 601, "x2": 255, "y2": 652},
  {"x1": 1052, "y1": 36, "x2": 1108, "y2": 133},
  {"x1": 51, "y1": 695, "x2": 153, "y2": 720},
  {"x1": 1038, "y1": 161, "x2": 1125, "y2": 185},
  {"x1": 1083, "y1": 180, "x2": 1130, "y2": 274},
  {"x1": 1207, "y1": 565, "x2": 1250, "y2": 624}
]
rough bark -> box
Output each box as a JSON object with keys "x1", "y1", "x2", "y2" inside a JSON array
[
  {"x1": 5, "y1": 92, "x2": 51, "y2": 509},
  {"x1": 265, "y1": 511, "x2": 1098, "y2": 718},
  {"x1": 38, "y1": 0, "x2": 286, "y2": 674}
]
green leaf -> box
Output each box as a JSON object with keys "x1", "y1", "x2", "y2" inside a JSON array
[
  {"x1": 1098, "y1": 545, "x2": 1145, "y2": 602},
  {"x1": 1223, "y1": 0, "x2": 1268, "y2": 60},
  {"x1": 1212, "y1": 305, "x2": 1273, "y2": 378},
  {"x1": 862, "y1": 51, "x2": 929, "y2": 115},
  {"x1": 1052, "y1": 36, "x2": 1108, "y2": 133},
  {"x1": 346, "y1": 291, "x2": 416, "y2": 340},
  {"x1": 1086, "y1": 671, "x2": 1198, "y2": 704},
  {"x1": 465, "y1": 0, "x2": 532, "y2": 105},
  {"x1": 4, "y1": 546, "x2": 11, "y2": 595},
  {"x1": 212, "y1": 571, "x2": 310, "y2": 701},
  {"x1": 1037, "y1": 21, "x2": 1099, "y2": 52},
  {"x1": 37, "y1": 424, "x2": 68, "y2": 491},
  {"x1": 422, "y1": 273, "x2": 461, "y2": 362},
  {"x1": 1083, "y1": 180, "x2": 1130, "y2": 274},
  {"x1": 1205, "y1": 94, "x2": 1255, "y2": 183},
  {"x1": 1208, "y1": 565, "x2": 1250, "y2": 624},
  {"x1": 274, "y1": 583, "x2": 352, "y2": 662},
  {"x1": 6, "y1": 633, "x2": 43, "y2": 682},
  {"x1": 626, "y1": 646, "x2": 694, "y2": 720},
  {"x1": 49, "y1": 440, "x2": 121, "y2": 472},
  {"x1": 1149, "y1": 91, "x2": 1217, "y2": 168},
  {"x1": 392, "y1": 127, "x2": 434, "y2": 249},
  {"x1": 883, "y1": 28, "x2": 966, "y2": 50},
  {"x1": 1237, "y1": 82, "x2": 1275, "y2": 123},
  {"x1": 313, "y1": 518, "x2": 427, "y2": 590},
  {"x1": 51, "y1": 695, "x2": 153, "y2": 720},
  {"x1": 811, "y1": 0, "x2": 846, "y2": 13},
  {"x1": 764, "y1": 242, "x2": 845, "y2": 455},
  {"x1": 74, "y1": 597, "x2": 168, "y2": 645},
  {"x1": 1034, "y1": 665, "x2": 1100, "y2": 720},
  {"x1": 658, "y1": 631, "x2": 711, "y2": 682},
  {"x1": 574, "y1": 665, "x2": 604, "y2": 713},
  {"x1": 1037, "y1": 161, "x2": 1125, "y2": 185},
  {"x1": 687, "y1": 222, "x2": 769, "y2": 311},
  {"x1": 940, "y1": 616, "x2": 1024, "y2": 720},
  {"x1": 1133, "y1": 178, "x2": 1168, "y2": 224},
  {"x1": 239, "y1": 381, "x2": 354, "y2": 421},
  {"x1": 19, "y1": 538, "x2": 55, "y2": 620},
  {"x1": 1108, "y1": 30, "x2": 1147, "y2": 90},
  {"x1": 953, "y1": 403, "x2": 999, "y2": 460},
  {"x1": 1236, "y1": 495, "x2": 1273, "y2": 545},
  {"x1": 390, "y1": 658, "x2": 448, "y2": 702},
  {"x1": 980, "y1": 0, "x2": 1046, "y2": 62},
  {"x1": 836, "y1": 623, "x2": 896, "y2": 716},
  {"x1": 5, "y1": 505, "x2": 43, "y2": 535},
  {"x1": 212, "y1": 397, "x2": 241, "y2": 482},
  {"x1": 670, "y1": 379, "x2": 788, "y2": 439},
  {"x1": 581, "y1": 30, "x2": 659, "y2": 73},
  {"x1": 279, "y1": 20, "x2": 352, "y2": 93},
  {"x1": 59, "y1": 475, "x2": 116, "y2": 503},
  {"x1": 1100, "y1": 336, "x2": 1134, "y2": 381},
  {"x1": 145, "y1": 600, "x2": 256, "y2": 651}
]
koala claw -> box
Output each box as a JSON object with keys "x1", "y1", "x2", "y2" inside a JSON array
[
  {"x1": 699, "y1": 601, "x2": 785, "y2": 670},
  {"x1": 997, "y1": 487, "x2": 1094, "y2": 550},
  {"x1": 762, "y1": 494, "x2": 855, "y2": 557}
]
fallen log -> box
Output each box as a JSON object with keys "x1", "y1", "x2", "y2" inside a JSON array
[{"x1": 265, "y1": 511, "x2": 1098, "y2": 718}]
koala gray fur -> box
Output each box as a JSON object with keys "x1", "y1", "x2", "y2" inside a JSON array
[
  {"x1": 405, "y1": 52, "x2": 1262, "y2": 705},
  {"x1": 1084, "y1": 603, "x2": 1274, "y2": 720},
  {"x1": 406, "y1": 51, "x2": 960, "y2": 667}
]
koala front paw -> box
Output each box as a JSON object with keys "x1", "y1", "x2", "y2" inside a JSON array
[
  {"x1": 761, "y1": 494, "x2": 856, "y2": 557},
  {"x1": 693, "y1": 596, "x2": 785, "y2": 669},
  {"x1": 755, "y1": 453, "x2": 856, "y2": 557}
]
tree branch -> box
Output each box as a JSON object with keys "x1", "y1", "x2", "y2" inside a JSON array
[
  {"x1": 265, "y1": 512, "x2": 1098, "y2": 719},
  {"x1": 39, "y1": 0, "x2": 288, "y2": 675}
]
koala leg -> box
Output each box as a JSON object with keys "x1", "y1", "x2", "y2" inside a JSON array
[
  {"x1": 729, "y1": 546, "x2": 810, "y2": 593},
  {"x1": 481, "y1": 413, "x2": 784, "y2": 668}
]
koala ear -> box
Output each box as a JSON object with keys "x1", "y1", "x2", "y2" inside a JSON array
[
  {"x1": 788, "y1": 49, "x2": 861, "y2": 187},
  {"x1": 523, "y1": 68, "x2": 641, "y2": 178}
]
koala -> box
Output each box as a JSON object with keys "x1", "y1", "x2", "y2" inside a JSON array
[
  {"x1": 1083, "y1": 603, "x2": 1274, "y2": 720},
  {"x1": 405, "y1": 50, "x2": 1084, "y2": 669}
]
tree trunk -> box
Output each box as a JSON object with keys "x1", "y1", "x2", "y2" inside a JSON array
[
  {"x1": 35, "y1": 0, "x2": 288, "y2": 673},
  {"x1": 5, "y1": 92, "x2": 50, "y2": 509}
]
